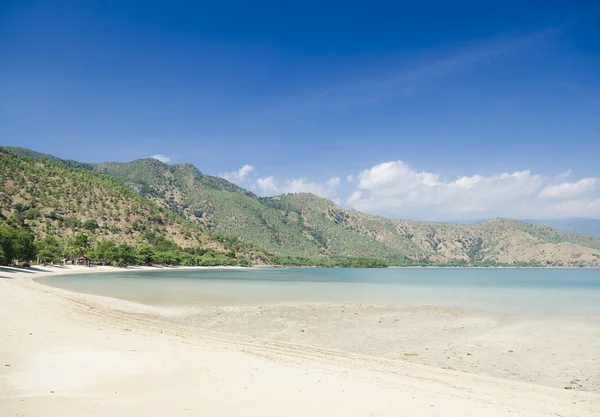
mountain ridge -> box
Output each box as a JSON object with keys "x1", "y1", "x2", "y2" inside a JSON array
[{"x1": 520, "y1": 218, "x2": 600, "y2": 237}]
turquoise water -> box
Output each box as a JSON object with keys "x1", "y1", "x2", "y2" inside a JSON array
[{"x1": 37, "y1": 268, "x2": 600, "y2": 316}]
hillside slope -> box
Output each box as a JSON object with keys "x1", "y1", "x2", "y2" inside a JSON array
[
  {"x1": 267, "y1": 194, "x2": 600, "y2": 266},
  {"x1": 93, "y1": 159, "x2": 328, "y2": 257},
  {"x1": 0, "y1": 149, "x2": 235, "y2": 258}
]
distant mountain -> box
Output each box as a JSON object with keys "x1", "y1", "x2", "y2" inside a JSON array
[
  {"x1": 520, "y1": 218, "x2": 600, "y2": 237},
  {"x1": 440, "y1": 218, "x2": 600, "y2": 237},
  {"x1": 4, "y1": 146, "x2": 600, "y2": 267}
]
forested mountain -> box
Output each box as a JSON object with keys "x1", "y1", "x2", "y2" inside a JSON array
[
  {"x1": 3, "y1": 146, "x2": 600, "y2": 267},
  {"x1": 0, "y1": 148, "x2": 260, "y2": 266},
  {"x1": 94, "y1": 160, "x2": 411, "y2": 262}
]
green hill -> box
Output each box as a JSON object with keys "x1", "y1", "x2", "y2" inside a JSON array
[
  {"x1": 0, "y1": 148, "x2": 259, "y2": 266},
  {"x1": 4, "y1": 146, "x2": 600, "y2": 267},
  {"x1": 93, "y1": 159, "x2": 327, "y2": 258},
  {"x1": 89, "y1": 160, "x2": 424, "y2": 263}
]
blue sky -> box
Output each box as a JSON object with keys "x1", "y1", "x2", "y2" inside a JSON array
[{"x1": 2, "y1": 1, "x2": 599, "y2": 220}]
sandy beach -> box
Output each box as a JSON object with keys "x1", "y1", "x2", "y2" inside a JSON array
[{"x1": 1, "y1": 265, "x2": 599, "y2": 416}]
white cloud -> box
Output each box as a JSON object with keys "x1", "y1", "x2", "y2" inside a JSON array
[
  {"x1": 239, "y1": 165, "x2": 255, "y2": 178},
  {"x1": 327, "y1": 176, "x2": 341, "y2": 187},
  {"x1": 251, "y1": 175, "x2": 342, "y2": 199},
  {"x1": 220, "y1": 166, "x2": 340, "y2": 200},
  {"x1": 220, "y1": 167, "x2": 340, "y2": 200},
  {"x1": 347, "y1": 190, "x2": 362, "y2": 203},
  {"x1": 540, "y1": 178, "x2": 599, "y2": 200},
  {"x1": 346, "y1": 160, "x2": 600, "y2": 220},
  {"x1": 281, "y1": 176, "x2": 341, "y2": 198},
  {"x1": 220, "y1": 164, "x2": 255, "y2": 185},
  {"x1": 256, "y1": 176, "x2": 278, "y2": 194},
  {"x1": 150, "y1": 154, "x2": 170, "y2": 163},
  {"x1": 218, "y1": 160, "x2": 599, "y2": 220}
]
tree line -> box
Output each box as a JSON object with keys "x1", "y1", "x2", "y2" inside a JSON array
[
  {"x1": 0, "y1": 220, "x2": 544, "y2": 268},
  {"x1": 271, "y1": 256, "x2": 389, "y2": 268},
  {"x1": 0, "y1": 221, "x2": 390, "y2": 268},
  {"x1": 0, "y1": 221, "x2": 543, "y2": 269},
  {"x1": 0, "y1": 221, "x2": 252, "y2": 267}
]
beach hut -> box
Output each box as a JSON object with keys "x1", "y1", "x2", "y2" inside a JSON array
[
  {"x1": 61, "y1": 257, "x2": 75, "y2": 266},
  {"x1": 76, "y1": 255, "x2": 94, "y2": 266}
]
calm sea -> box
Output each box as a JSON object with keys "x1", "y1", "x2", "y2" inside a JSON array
[{"x1": 37, "y1": 268, "x2": 600, "y2": 316}]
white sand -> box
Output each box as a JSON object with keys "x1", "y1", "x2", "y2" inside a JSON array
[
  {"x1": 1, "y1": 265, "x2": 599, "y2": 416},
  {"x1": 181, "y1": 303, "x2": 600, "y2": 392}
]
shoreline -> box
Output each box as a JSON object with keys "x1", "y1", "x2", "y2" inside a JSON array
[
  {"x1": 0, "y1": 263, "x2": 251, "y2": 279},
  {"x1": 8, "y1": 263, "x2": 598, "y2": 277},
  {"x1": 1, "y1": 265, "x2": 599, "y2": 416}
]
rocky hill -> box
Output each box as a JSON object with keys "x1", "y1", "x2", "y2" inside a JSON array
[{"x1": 0, "y1": 148, "x2": 258, "y2": 266}]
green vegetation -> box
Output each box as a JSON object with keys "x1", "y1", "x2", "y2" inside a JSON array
[
  {"x1": 0, "y1": 223, "x2": 36, "y2": 265},
  {"x1": 3, "y1": 146, "x2": 600, "y2": 268},
  {"x1": 271, "y1": 256, "x2": 389, "y2": 268},
  {"x1": 0, "y1": 221, "x2": 250, "y2": 267},
  {"x1": 88, "y1": 239, "x2": 242, "y2": 266}
]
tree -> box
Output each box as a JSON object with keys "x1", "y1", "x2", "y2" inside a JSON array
[
  {"x1": 155, "y1": 251, "x2": 180, "y2": 266},
  {"x1": 82, "y1": 219, "x2": 99, "y2": 231},
  {"x1": 36, "y1": 236, "x2": 62, "y2": 263},
  {"x1": 180, "y1": 252, "x2": 196, "y2": 266},
  {"x1": 70, "y1": 233, "x2": 90, "y2": 257},
  {"x1": 0, "y1": 226, "x2": 13, "y2": 264},
  {"x1": 237, "y1": 258, "x2": 252, "y2": 267},
  {"x1": 116, "y1": 244, "x2": 136, "y2": 265},
  {"x1": 64, "y1": 216, "x2": 81, "y2": 230},
  {"x1": 0, "y1": 224, "x2": 36, "y2": 264},
  {"x1": 94, "y1": 240, "x2": 118, "y2": 265},
  {"x1": 136, "y1": 245, "x2": 155, "y2": 265}
]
